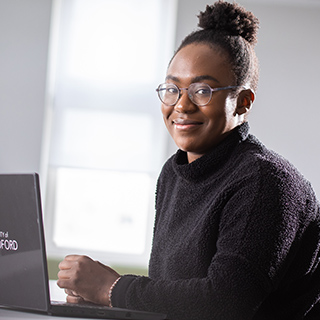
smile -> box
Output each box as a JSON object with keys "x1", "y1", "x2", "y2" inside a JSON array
[{"x1": 172, "y1": 118, "x2": 203, "y2": 130}]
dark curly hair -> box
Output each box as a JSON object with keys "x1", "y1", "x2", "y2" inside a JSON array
[{"x1": 172, "y1": 1, "x2": 260, "y2": 93}]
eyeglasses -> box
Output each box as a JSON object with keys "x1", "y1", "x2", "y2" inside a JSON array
[{"x1": 156, "y1": 82, "x2": 244, "y2": 107}]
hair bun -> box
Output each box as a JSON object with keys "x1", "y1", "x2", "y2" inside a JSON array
[{"x1": 198, "y1": 1, "x2": 259, "y2": 45}]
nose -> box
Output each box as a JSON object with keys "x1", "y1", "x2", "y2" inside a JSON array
[{"x1": 174, "y1": 89, "x2": 198, "y2": 113}]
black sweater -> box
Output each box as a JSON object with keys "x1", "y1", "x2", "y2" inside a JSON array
[{"x1": 112, "y1": 122, "x2": 320, "y2": 319}]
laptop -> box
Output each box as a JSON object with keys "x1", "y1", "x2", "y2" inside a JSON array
[{"x1": 0, "y1": 173, "x2": 167, "y2": 320}]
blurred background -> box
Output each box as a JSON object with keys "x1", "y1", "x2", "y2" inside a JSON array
[{"x1": 1, "y1": 0, "x2": 319, "y2": 278}]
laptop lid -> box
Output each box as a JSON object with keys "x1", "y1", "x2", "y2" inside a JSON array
[
  {"x1": 0, "y1": 173, "x2": 50, "y2": 312},
  {"x1": 0, "y1": 173, "x2": 167, "y2": 320}
]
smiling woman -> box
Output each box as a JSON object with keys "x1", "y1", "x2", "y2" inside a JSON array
[
  {"x1": 161, "y1": 43, "x2": 254, "y2": 162},
  {"x1": 56, "y1": 1, "x2": 320, "y2": 320}
]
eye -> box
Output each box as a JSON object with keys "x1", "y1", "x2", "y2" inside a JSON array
[
  {"x1": 194, "y1": 86, "x2": 211, "y2": 96},
  {"x1": 195, "y1": 88, "x2": 210, "y2": 95},
  {"x1": 166, "y1": 85, "x2": 179, "y2": 95}
]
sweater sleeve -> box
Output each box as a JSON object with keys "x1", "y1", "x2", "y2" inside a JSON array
[
  {"x1": 111, "y1": 158, "x2": 320, "y2": 320},
  {"x1": 111, "y1": 276, "x2": 137, "y2": 308}
]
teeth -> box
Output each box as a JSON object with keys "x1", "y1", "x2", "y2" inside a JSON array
[
  {"x1": 174, "y1": 119, "x2": 189, "y2": 124},
  {"x1": 174, "y1": 119, "x2": 197, "y2": 125}
]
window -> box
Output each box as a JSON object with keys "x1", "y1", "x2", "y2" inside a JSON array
[{"x1": 42, "y1": 0, "x2": 177, "y2": 268}]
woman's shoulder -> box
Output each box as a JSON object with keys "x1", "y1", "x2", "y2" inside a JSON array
[
  {"x1": 238, "y1": 133, "x2": 314, "y2": 194},
  {"x1": 242, "y1": 134, "x2": 298, "y2": 172}
]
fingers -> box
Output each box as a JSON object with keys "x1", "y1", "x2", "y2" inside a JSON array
[
  {"x1": 66, "y1": 294, "x2": 86, "y2": 304},
  {"x1": 65, "y1": 289, "x2": 79, "y2": 296},
  {"x1": 58, "y1": 256, "x2": 74, "y2": 271},
  {"x1": 58, "y1": 255, "x2": 93, "y2": 279},
  {"x1": 64, "y1": 254, "x2": 88, "y2": 261},
  {"x1": 57, "y1": 255, "x2": 82, "y2": 288},
  {"x1": 57, "y1": 264, "x2": 76, "y2": 286},
  {"x1": 57, "y1": 278, "x2": 70, "y2": 290},
  {"x1": 57, "y1": 255, "x2": 94, "y2": 290},
  {"x1": 59, "y1": 255, "x2": 90, "y2": 269},
  {"x1": 57, "y1": 255, "x2": 120, "y2": 306},
  {"x1": 64, "y1": 288, "x2": 86, "y2": 304}
]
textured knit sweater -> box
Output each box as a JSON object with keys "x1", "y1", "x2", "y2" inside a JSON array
[{"x1": 112, "y1": 122, "x2": 320, "y2": 320}]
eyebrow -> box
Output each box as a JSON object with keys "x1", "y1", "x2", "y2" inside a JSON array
[{"x1": 165, "y1": 74, "x2": 220, "y2": 84}]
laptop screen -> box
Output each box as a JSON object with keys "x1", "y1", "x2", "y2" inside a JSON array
[{"x1": 0, "y1": 173, "x2": 49, "y2": 312}]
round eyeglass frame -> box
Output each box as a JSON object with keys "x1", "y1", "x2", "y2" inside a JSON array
[{"x1": 156, "y1": 82, "x2": 245, "y2": 107}]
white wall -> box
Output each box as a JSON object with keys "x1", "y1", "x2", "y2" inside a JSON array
[
  {"x1": 0, "y1": 0, "x2": 52, "y2": 173},
  {"x1": 172, "y1": 0, "x2": 320, "y2": 197},
  {"x1": 1, "y1": 0, "x2": 320, "y2": 198}
]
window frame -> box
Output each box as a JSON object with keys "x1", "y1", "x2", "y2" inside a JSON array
[{"x1": 40, "y1": 0, "x2": 178, "y2": 268}]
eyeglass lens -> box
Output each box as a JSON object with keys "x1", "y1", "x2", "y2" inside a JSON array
[{"x1": 157, "y1": 83, "x2": 213, "y2": 106}]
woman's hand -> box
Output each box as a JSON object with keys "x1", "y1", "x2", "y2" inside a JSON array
[{"x1": 57, "y1": 255, "x2": 120, "y2": 306}]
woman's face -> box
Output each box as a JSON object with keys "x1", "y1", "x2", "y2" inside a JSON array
[{"x1": 161, "y1": 43, "x2": 246, "y2": 163}]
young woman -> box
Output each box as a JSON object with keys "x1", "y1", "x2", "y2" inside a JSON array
[{"x1": 57, "y1": 1, "x2": 320, "y2": 319}]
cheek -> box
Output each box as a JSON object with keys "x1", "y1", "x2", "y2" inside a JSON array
[
  {"x1": 202, "y1": 106, "x2": 227, "y2": 125},
  {"x1": 204, "y1": 96, "x2": 237, "y2": 126},
  {"x1": 161, "y1": 105, "x2": 172, "y2": 125},
  {"x1": 160, "y1": 104, "x2": 166, "y2": 117},
  {"x1": 161, "y1": 106, "x2": 178, "y2": 141},
  {"x1": 161, "y1": 104, "x2": 168, "y2": 117}
]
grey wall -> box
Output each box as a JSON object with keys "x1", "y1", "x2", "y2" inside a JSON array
[
  {"x1": 1, "y1": 0, "x2": 320, "y2": 197},
  {"x1": 0, "y1": 0, "x2": 52, "y2": 173}
]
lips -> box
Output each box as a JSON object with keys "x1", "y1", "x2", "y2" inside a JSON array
[{"x1": 172, "y1": 118, "x2": 203, "y2": 130}]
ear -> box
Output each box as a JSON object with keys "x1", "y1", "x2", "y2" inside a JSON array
[{"x1": 235, "y1": 89, "x2": 255, "y2": 116}]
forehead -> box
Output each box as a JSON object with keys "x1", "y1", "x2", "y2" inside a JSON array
[{"x1": 167, "y1": 43, "x2": 234, "y2": 85}]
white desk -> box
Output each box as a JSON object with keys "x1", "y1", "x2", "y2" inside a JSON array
[
  {"x1": 0, "y1": 308, "x2": 82, "y2": 319},
  {"x1": 0, "y1": 281, "x2": 103, "y2": 320}
]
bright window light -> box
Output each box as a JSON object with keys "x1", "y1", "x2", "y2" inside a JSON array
[
  {"x1": 50, "y1": 109, "x2": 155, "y2": 171},
  {"x1": 43, "y1": 0, "x2": 177, "y2": 267},
  {"x1": 53, "y1": 168, "x2": 152, "y2": 255},
  {"x1": 61, "y1": 0, "x2": 159, "y2": 84}
]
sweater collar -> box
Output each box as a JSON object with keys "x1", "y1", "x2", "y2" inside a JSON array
[{"x1": 172, "y1": 122, "x2": 250, "y2": 182}]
